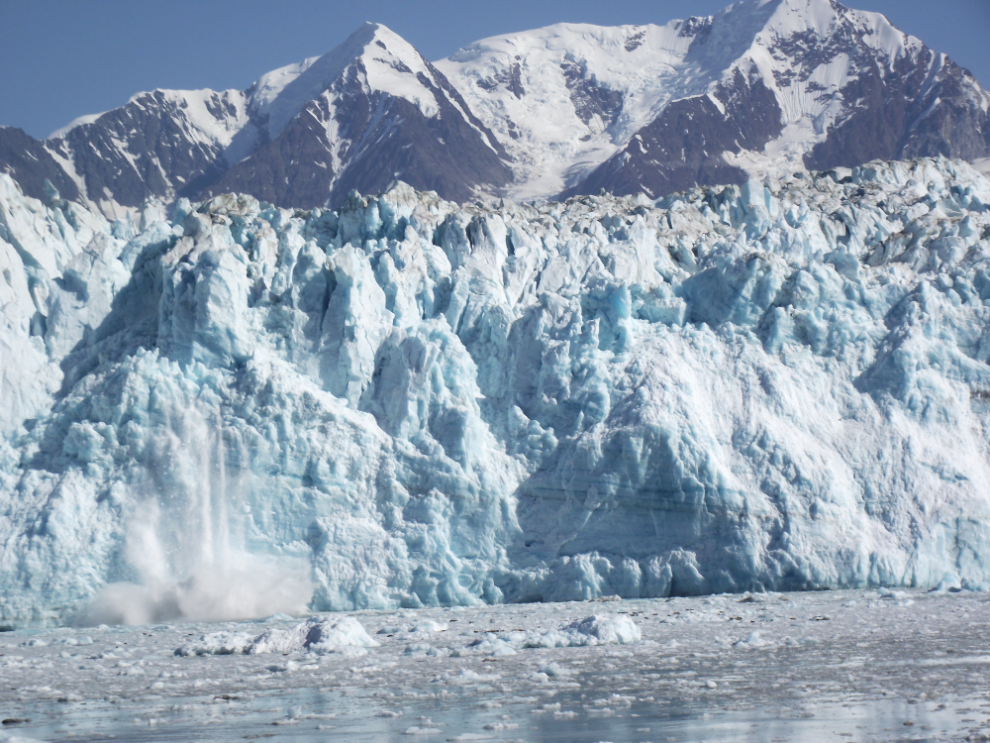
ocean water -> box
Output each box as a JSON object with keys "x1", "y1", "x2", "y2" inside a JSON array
[{"x1": 1, "y1": 587, "x2": 987, "y2": 742}]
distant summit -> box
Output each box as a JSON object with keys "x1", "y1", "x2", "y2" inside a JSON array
[{"x1": 2, "y1": 0, "x2": 989, "y2": 214}]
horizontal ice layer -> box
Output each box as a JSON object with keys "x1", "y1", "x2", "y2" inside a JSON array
[{"x1": 1, "y1": 156, "x2": 989, "y2": 623}]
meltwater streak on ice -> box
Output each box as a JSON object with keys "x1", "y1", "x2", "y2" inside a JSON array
[{"x1": 80, "y1": 409, "x2": 313, "y2": 626}]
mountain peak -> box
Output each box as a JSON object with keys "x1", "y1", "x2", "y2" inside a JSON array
[
  {"x1": 2, "y1": 0, "x2": 987, "y2": 216},
  {"x1": 249, "y1": 21, "x2": 436, "y2": 139},
  {"x1": 749, "y1": 0, "x2": 917, "y2": 60},
  {"x1": 332, "y1": 21, "x2": 421, "y2": 60}
]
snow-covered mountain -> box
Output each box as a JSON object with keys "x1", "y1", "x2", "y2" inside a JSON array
[
  {"x1": 2, "y1": 0, "x2": 990, "y2": 626},
  {"x1": 0, "y1": 23, "x2": 509, "y2": 216},
  {"x1": 205, "y1": 23, "x2": 510, "y2": 209},
  {"x1": 2, "y1": 156, "x2": 990, "y2": 623},
  {"x1": 1, "y1": 0, "x2": 988, "y2": 215},
  {"x1": 441, "y1": 0, "x2": 990, "y2": 199}
]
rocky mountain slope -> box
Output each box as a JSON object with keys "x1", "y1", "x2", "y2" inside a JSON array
[
  {"x1": 2, "y1": 0, "x2": 988, "y2": 214},
  {"x1": 443, "y1": 0, "x2": 990, "y2": 199},
  {"x1": 0, "y1": 23, "x2": 509, "y2": 216}
]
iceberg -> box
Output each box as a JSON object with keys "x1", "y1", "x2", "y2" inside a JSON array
[
  {"x1": 175, "y1": 615, "x2": 380, "y2": 656},
  {"x1": 1, "y1": 157, "x2": 989, "y2": 624}
]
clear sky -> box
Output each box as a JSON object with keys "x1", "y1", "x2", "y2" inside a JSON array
[{"x1": 2, "y1": 0, "x2": 988, "y2": 139}]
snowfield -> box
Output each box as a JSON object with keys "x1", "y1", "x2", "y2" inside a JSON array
[
  {"x1": 435, "y1": 0, "x2": 929, "y2": 198},
  {"x1": 1, "y1": 156, "x2": 990, "y2": 625},
  {"x1": 0, "y1": 588, "x2": 987, "y2": 741}
]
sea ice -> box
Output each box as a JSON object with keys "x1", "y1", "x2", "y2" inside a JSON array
[{"x1": 0, "y1": 588, "x2": 986, "y2": 742}]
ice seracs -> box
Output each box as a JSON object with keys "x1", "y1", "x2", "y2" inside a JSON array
[{"x1": 1, "y1": 155, "x2": 989, "y2": 624}]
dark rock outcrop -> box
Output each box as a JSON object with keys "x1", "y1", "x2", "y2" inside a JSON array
[
  {"x1": 207, "y1": 60, "x2": 510, "y2": 209},
  {"x1": 567, "y1": 70, "x2": 784, "y2": 198},
  {"x1": 0, "y1": 127, "x2": 80, "y2": 203},
  {"x1": 806, "y1": 52, "x2": 990, "y2": 171},
  {"x1": 1, "y1": 4, "x2": 988, "y2": 212}
]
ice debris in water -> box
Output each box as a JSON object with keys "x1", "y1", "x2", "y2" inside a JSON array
[
  {"x1": 175, "y1": 616, "x2": 379, "y2": 656},
  {"x1": 1, "y1": 156, "x2": 990, "y2": 625},
  {"x1": 175, "y1": 630, "x2": 256, "y2": 656},
  {"x1": 524, "y1": 614, "x2": 642, "y2": 648}
]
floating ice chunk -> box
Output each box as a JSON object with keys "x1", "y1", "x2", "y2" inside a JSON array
[
  {"x1": 539, "y1": 662, "x2": 571, "y2": 677},
  {"x1": 250, "y1": 616, "x2": 379, "y2": 655},
  {"x1": 410, "y1": 620, "x2": 447, "y2": 633},
  {"x1": 458, "y1": 636, "x2": 518, "y2": 656},
  {"x1": 51, "y1": 636, "x2": 92, "y2": 646},
  {"x1": 733, "y1": 631, "x2": 770, "y2": 648},
  {"x1": 248, "y1": 621, "x2": 317, "y2": 655},
  {"x1": 174, "y1": 631, "x2": 255, "y2": 656},
  {"x1": 0, "y1": 735, "x2": 51, "y2": 743},
  {"x1": 524, "y1": 614, "x2": 641, "y2": 648},
  {"x1": 565, "y1": 615, "x2": 641, "y2": 644},
  {"x1": 877, "y1": 588, "x2": 910, "y2": 601},
  {"x1": 433, "y1": 668, "x2": 501, "y2": 685},
  {"x1": 175, "y1": 616, "x2": 378, "y2": 656},
  {"x1": 482, "y1": 722, "x2": 518, "y2": 732}
]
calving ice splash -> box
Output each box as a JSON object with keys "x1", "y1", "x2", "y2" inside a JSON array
[
  {"x1": 79, "y1": 406, "x2": 313, "y2": 627},
  {"x1": 1, "y1": 157, "x2": 989, "y2": 625}
]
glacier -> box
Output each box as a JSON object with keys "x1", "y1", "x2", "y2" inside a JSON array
[{"x1": 1, "y1": 156, "x2": 989, "y2": 625}]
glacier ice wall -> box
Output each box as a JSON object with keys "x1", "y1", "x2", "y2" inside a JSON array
[{"x1": 1, "y1": 157, "x2": 989, "y2": 623}]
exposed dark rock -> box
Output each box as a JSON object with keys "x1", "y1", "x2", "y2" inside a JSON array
[
  {"x1": 201, "y1": 92, "x2": 338, "y2": 209},
  {"x1": 1, "y1": 10, "x2": 987, "y2": 214},
  {"x1": 900, "y1": 61, "x2": 990, "y2": 160},
  {"x1": 805, "y1": 50, "x2": 990, "y2": 171},
  {"x1": 566, "y1": 69, "x2": 784, "y2": 199},
  {"x1": 330, "y1": 61, "x2": 512, "y2": 207},
  {"x1": 679, "y1": 16, "x2": 714, "y2": 41},
  {"x1": 624, "y1": 30, "x2": 646, "y2": 52},
  {"x1": 561, "y1": 63, "x2": 624, "y2": 131},
  {"x1": 55, "y1": 90, "x2": 243, "y2": 208},
  {"x1": 207, "y1": 60, "x2": 511, "y2": 209},
  {"x1": 475, "y1": 59, "x2": 525, "y2": 99},
  {"x1": 0, "y1": 127, "x2": 80, "y2": 202}
]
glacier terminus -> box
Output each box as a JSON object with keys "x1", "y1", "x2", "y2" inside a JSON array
[{"x1": 1, "y1": 155, "x2": 989, "y2": 626}]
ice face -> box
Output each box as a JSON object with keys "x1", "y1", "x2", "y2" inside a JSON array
[{"x1": 1, "y1": 158, "x2": 990, "y2": 625}]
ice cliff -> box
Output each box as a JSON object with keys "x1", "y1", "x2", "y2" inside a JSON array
[{"x1": 1, "y1": 157, "x2": 989, "y2": 624}]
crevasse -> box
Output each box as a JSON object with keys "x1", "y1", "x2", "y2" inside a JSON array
[{"x1": 1, "y1": 157, "x2": 989, "y2": 624}]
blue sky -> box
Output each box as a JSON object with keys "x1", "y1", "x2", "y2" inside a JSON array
[{"x1": 2, "y1": 0, "x2": 988, "y2": 139}]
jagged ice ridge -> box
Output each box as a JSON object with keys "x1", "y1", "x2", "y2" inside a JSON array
[{"x1": 1, "y1": 156, "x2": 989, "y2": 624}]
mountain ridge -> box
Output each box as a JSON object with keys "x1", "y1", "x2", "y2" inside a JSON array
[{"x1": 2, "y1": 0, "x2": 988, "y2": 216}]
